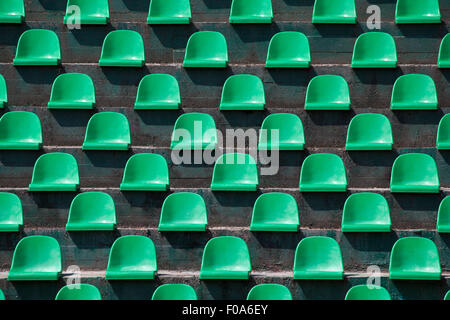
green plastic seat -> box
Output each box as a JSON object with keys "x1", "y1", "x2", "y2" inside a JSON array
[
  {"x1": 266, "y1": 32, "x2": 310, "y2": 68},
  {"x1": 147, "y1": 0, "x2": 191, "y2": 24},
  {"x1": 0, "y1": 111, "x2": 42, "y2": 150},
  {"x1": 170, "y1": 113, "x2": 217, "y2": 150},
  {"x1": 229, "y1": 0, "x2": 273, "y2": 24},
  {"x1": 389, "y1": 237, "x2": 441, "y2": 280},
  {"x1": 99, "y1": 31, "x2": 145, "y2": 67},
  {"x1": 312, "y1": 0, "x2": 356, "y2": 24},
  {"x1": 395, "y1": 0, "x2": 441, "y2": 24},
  {"x1": 438, "y1": 34, "x2": 450, "y2": 68},
  {"x1": 352, "y1": 32, "x2": 397, "y2": 68},
  {"x1": 29, "y1": 153, "x2": 79, "y2": 191},
  {"x1": 48, "y1": 73, "x2": 95, "y2": 109},
  {"x1": 293, "y1": 236, "x2": 344, "y2": 280},
  {"x1": 200, "y1": 236, "x2": 251, "y2": 280},
  {"x1": 13, "y1": 29, "x2": 61, "y2": 66},
  {"x1": 220, "y1": 75, "x2": 265, "y2": 111},
  {"x1": 211, "y1": 153, "x2": 258, "y2": 191},
  {"x1": 345, "y1": 113, "x2": 393, "y2": 150},
  {"x1": 247, "y1": 284, "x2": 292, "y2": 300},
  {"x1": 183, "y1": 31, "x2": 228, "y2": 68},
  {"x1": 0, "y1": 192, "x2": 23, "y2": 232},
  {"x1": 342, "y1": 193, "x2": 391, "y2": 232},
  {"x1": 0, "y1": 74, "x2": 7, "y2": 108},
  {"x1": 66, "y1": 192, "x2": 116, "y2": 231},
  {"x1": 250, "y1": 193, "x2": 299, "y2": 232},
  {"x1": 0, "y1": 0, "x2": 25, "y2": 23},
  {"x1": 391, "y1": 74, "x2": 438, "y2": 110},
  {"x1": 55, "y1": 284, "x2": 102, "y2": 300},
  {"x1": 8, "y1": 236, "x2": 62, "y2": 281},
  {"x1": 445, "y1": 291, "x2": 450, "y2": 300},
  {"x1": 82, "y1": 112, "x2": 130, "y2": 150},
  {"x1": 0, "y1": 289, "x2": 4, "y2": 300},
  {"x1": 120, "y1": 153, "x2": 169, "y2": 191},
  {"x1": 305, "y1": 75, "x2": 350, "y2": 110},
  {"x1": 258, "y1": 114, "x2": 305, "y2": 151},
  {"x1": 345, "y1": 285, "x2": 391, "y2": 300},
  {"x1": 437, "y1": 196, "x2": 450, "y2": 233},
  {"x1": 152, "y1": 284, "x2": 197, "y2": 300},
  {"x1": 436, "y1": 114, "x2": 450, "y2": 150},
  {"x1": 299, "y1": 153, "x2": 347, "y2": 192},
  {"x1": 135, "y1": 74, "x2": 180, "y2": 110},
  {"x1": 64, "y1": 0, "x2": 109, "y2": 25},
  {"x1": 390, "y1": 153, "x2": 440, "y2": 193},
  {"x1": 105, "y1": 235, "x2": 157, "y2": 280}
]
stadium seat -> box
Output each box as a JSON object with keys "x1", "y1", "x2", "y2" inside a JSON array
[
  {"x1": 438, "y1": 34, "x2": 450, "y2": 68},
  {"x1": 265, "y1": 32, "x2": 311, "y2": 68},
  {"x1": 0, "y1": 289, "x2": 4, "y2": 300},
  {"x1": 211, "y1": 153, "x2": 258, "y2": 191},
  {"x1": 345, "y1": 285, "x2": 391, "y2": 300},
  {"x1": 105, "y1": 235, "x2": 157, "y2": 280},
  {"x1": 247, "y1": 284, "x2": 292, "y2": 300},
  {"x1": 341, "y1": 193, "x2": 391, "y2": 232},
  {"x1": 299, "y1": 153, "x2": 347, "y2": 192},
  {"x1": 55, "y1": 284, "x2": 102, "y2": 300},
  {"x1": 312, "y1": 0, "x2": 357, "y2": 24},
  {"x1": 135, "y1": 74, "x2": 181, "y2": 110},
  {"x1": 0, "y1": 111, "x2": 43, "y2": 150},
  {"x1": 147, "y1": 0, "x2": 191, "y2": 24},
  {"x1": 13, "y1": 29, "x2": 61, "y2": 66},
  {"x1": 445, "y1": 291, "x2": 450, "y2": 300},
  {"x1": 390, "y1": 153, "x2": 440, "y2": 193},
  {"x1": 99, "y1": 31, "x2": 145, "y2": 67},
  {"x1": 304, "y1": 75, "x2": 350, "y2": 110},
  {"x1": 7, "y1": 236, "x2": 62, "y2": 281},
  {"x1": 29, "y1": 153, "x2": 80, "y2": 191},
  {"x1": 229, "y1": 0, "x2": 273, "y2": 23},
  {"x1": 120, "y1": 153, "x2": 169, "y2": 191},
  {"x1": 258, "y1": 113, "x2": 305, "y2": 150},
  {"x1": 48, "y1": 73, "x2": 96, "y2": 109},
  {"x1": 437, "y1": 196, "x2": 450, "y2": 233},
  {"x1": 0, "y1": 0, "x2": 25, "y2": 23},
  {"x1": 220, "y1": 75, "x2": 265, "y2": 111},
  {"x1": 345, "y1": 113, "x2": 393, "y2": 150},
  {"x1": 159, "y1": 192, "x2": 208, "y2": 231},
  {"x1": 64, "y1": 0, "x2": 109, "y2": 25},
  {"x1": 250, "y1": 193, "x2": 299, "y2": 232},
  {"x1": 395, "y1": 0, "x2": 441, "y2": 24},
  {"x1": 437, "y1": 114, "x2": 450, "y2": 149},
  {"x1": 389, "y1": 237, "x2": 441, "y2": 280},
  {"x1": 0, "y1": 192, "x2": 23, "y2": 232},
  {"x1": 200, "y1": 236, "x2": 251, "y2": 279},
  {"x1": 0, "y1": 74, "x2": 6, "y2": 108},
  {"x1": 152, "y1": 284, "x2": 197, "y2": 300},
  {"x1": 82, "y1": 112, "x2": 131, "y2": 150},
  {"x1": 170, "y1": 113, "x2": 217, "y2": 150},
  {"x1": 391, "y1": 74, "x2": 438, "y2": 110},
  {"x1": 352, "y1": 32, "x2": 397, "y2": 68},
  {"x1": 66, "y1": 192, "x2": 116, "y2": 231},
  {"x1": 293, "y1": 236, "x2": 344, "y2": 280},
  {"x1": 183, "y1": 31, "x2": 228, "y2": 68}
]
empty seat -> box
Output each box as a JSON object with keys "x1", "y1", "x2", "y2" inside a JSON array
[
  {"x1": 0, "y1": 111, "x2": 42, "y2": 150},
  {"x1": 135, "y1": 74, "x2": 181, "y2": 110},
  {"x1": 341, "y1": 193, "x2": 391, "y2": 232},
  {"x1": 0, "y1": 289, "x2": 4, "y2": 300},
  {"x1": 147, "y1": 0, "x2": 191, "y2": 24},
  {"x1": 250, "y1": 193, "x2": 299, "y2": 232},
  {"x1": 99, "y1": 31, "x2": 145, "y2": 67},
  {"x1": 352, "y1": 32, "x2": 397, "y2": 68},
  {"x1": 13, "y1": 29, "x2": 61, "y2": 66},
  {"x1": 445, "y1": 291, "x2": 450, "y2": 300},
  {"x1": 437, "y1": 196, "x2": 450, "y2": 233},
  {"x1": 200, "y1": 236, "x2": 251, "y2": 279},
  {"x1": 438, "y1": 34, "x2": 450, "y2": 68},
  {"x1": 299, "y1": 153, "x2": 347, "y2": 192},
  {"x1": 265, "y1": 32, "x2": 310, "y2": 68},
  {"x1": 258, "y1": 114, "x2": 305, "y2": 151},
  {"x1": 436, "y1": 114, "x2": 450, "y2": 149},
  {"x1": 64, "y1": 0, "x2": 109, "y2": 25},
  {"x1": 390, "y1": 153, "x2": 440, "y2": 193},
  {"x1": 389, "y1": 237, "x2": 441, "y2": 280},
  {"x1": 105, "y1": 235, "x2": 157, "y2": 280},
  {"x1": 159, "y1": 192, "x2": 207, "y2": 231},
  {"x1": 395, "y1": 0, "x2": 441, "y2": 24},
  {"x1": 0, "y1": 192, "x2": 23, "y2": 232},
  {"x1": 55, "y1": 284, "x2": 102, "y2": 300},
  {"x1": 120, "y1": 153, "x2": 169, "y2": 191},
  {"x1": 220, "y1": 75, "x2": 265, "y2": 111},
  {"x1": 293, "y1": 236, "x2": 344, "y2": 280},
  {"x1": 183, "y1": 31, "x2": 228, "y2": 68},
  {"x1": 211, "y1": 153, "x2": 258, "y2": 191},
  {"x1": 305, "y1": 75, "x2": 350, "y2": 110},
  {"x1": 82, "y1": 112, "x2": 131, "y2": 150},
  {"x1": 247, "y1": 284, "x2": 292, "y2": 300},
  {"x1": 345, "y1": 285, "x2": 391, "y2": 300},
  {"x1": 0, "y1": 74, "x2": 6, "y2": 108},
  {"x1": 8, "y1": 236, "x2": 62, "y2": 281},
  {"x1": 345, "y1": 113, "x2": 393, "y2": 150},
  {"x1": 229, "y1": 0, "x2": 273, "y2": 23},
  {"x1": 312, "y1": 0, "x2": 356, "y2": 24},
  {"x1": 390, "y1": 74, "x2": 438, "y2": 110},
  {"x1": 171, "y1": 113, "x2": 217, "y2": 150},
  {"x1": 0, "y1": 0, "x2": 25, "y2": 23},
  {"x1": 48, "y1": 73, "x2": 95, "y2": 109},
  {"x1": 29, "y1": 153, "x2": 80, "y2": 191},
  {"x1": 152, "y1": 284, "x2": 197, "y2": 300},
  {"x1": 66, "y1": 192, "x2": 116, "y2": 231}
]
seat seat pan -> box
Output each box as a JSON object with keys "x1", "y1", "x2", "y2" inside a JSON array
[
  {"x1": 211, "y1": 183, "x2": 258, "y2": 191},
  {"x1": 29, "y1": 183, "x2": 79, "y2": 191},
  {"x1": 105, "y1": 270, "x2": 156, "y2": 280},
  {"x1": 99, "y1": 58, "x2": 143, "y2": 67},
  {"x1": 120, "y1": 182, "x2": 168, "y2": 191},
  {"x1": 300, "y1": 183, "x2": 347, "y2": 192},
  {"x1": 13, "y1": 57, "x2": 60, "y2": 66},
  {"x1": 82, "y1": 142, "x2": 130, "y2": 151},
  {"x1": 200, "y1": 270, "x2": 249, "y2": 279},
  {"x1": 66, "y1": 222, "x2": 115, "y2": 231},
  {"x1": 220, "y1": 102, "x2": 265, "y2": 111},
  {"x1": 8, "y1": 271, "x2": 60, "y2": 281},
  {"x1": 294, "y1": 270, "x2": 343, "y2": 280}
]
